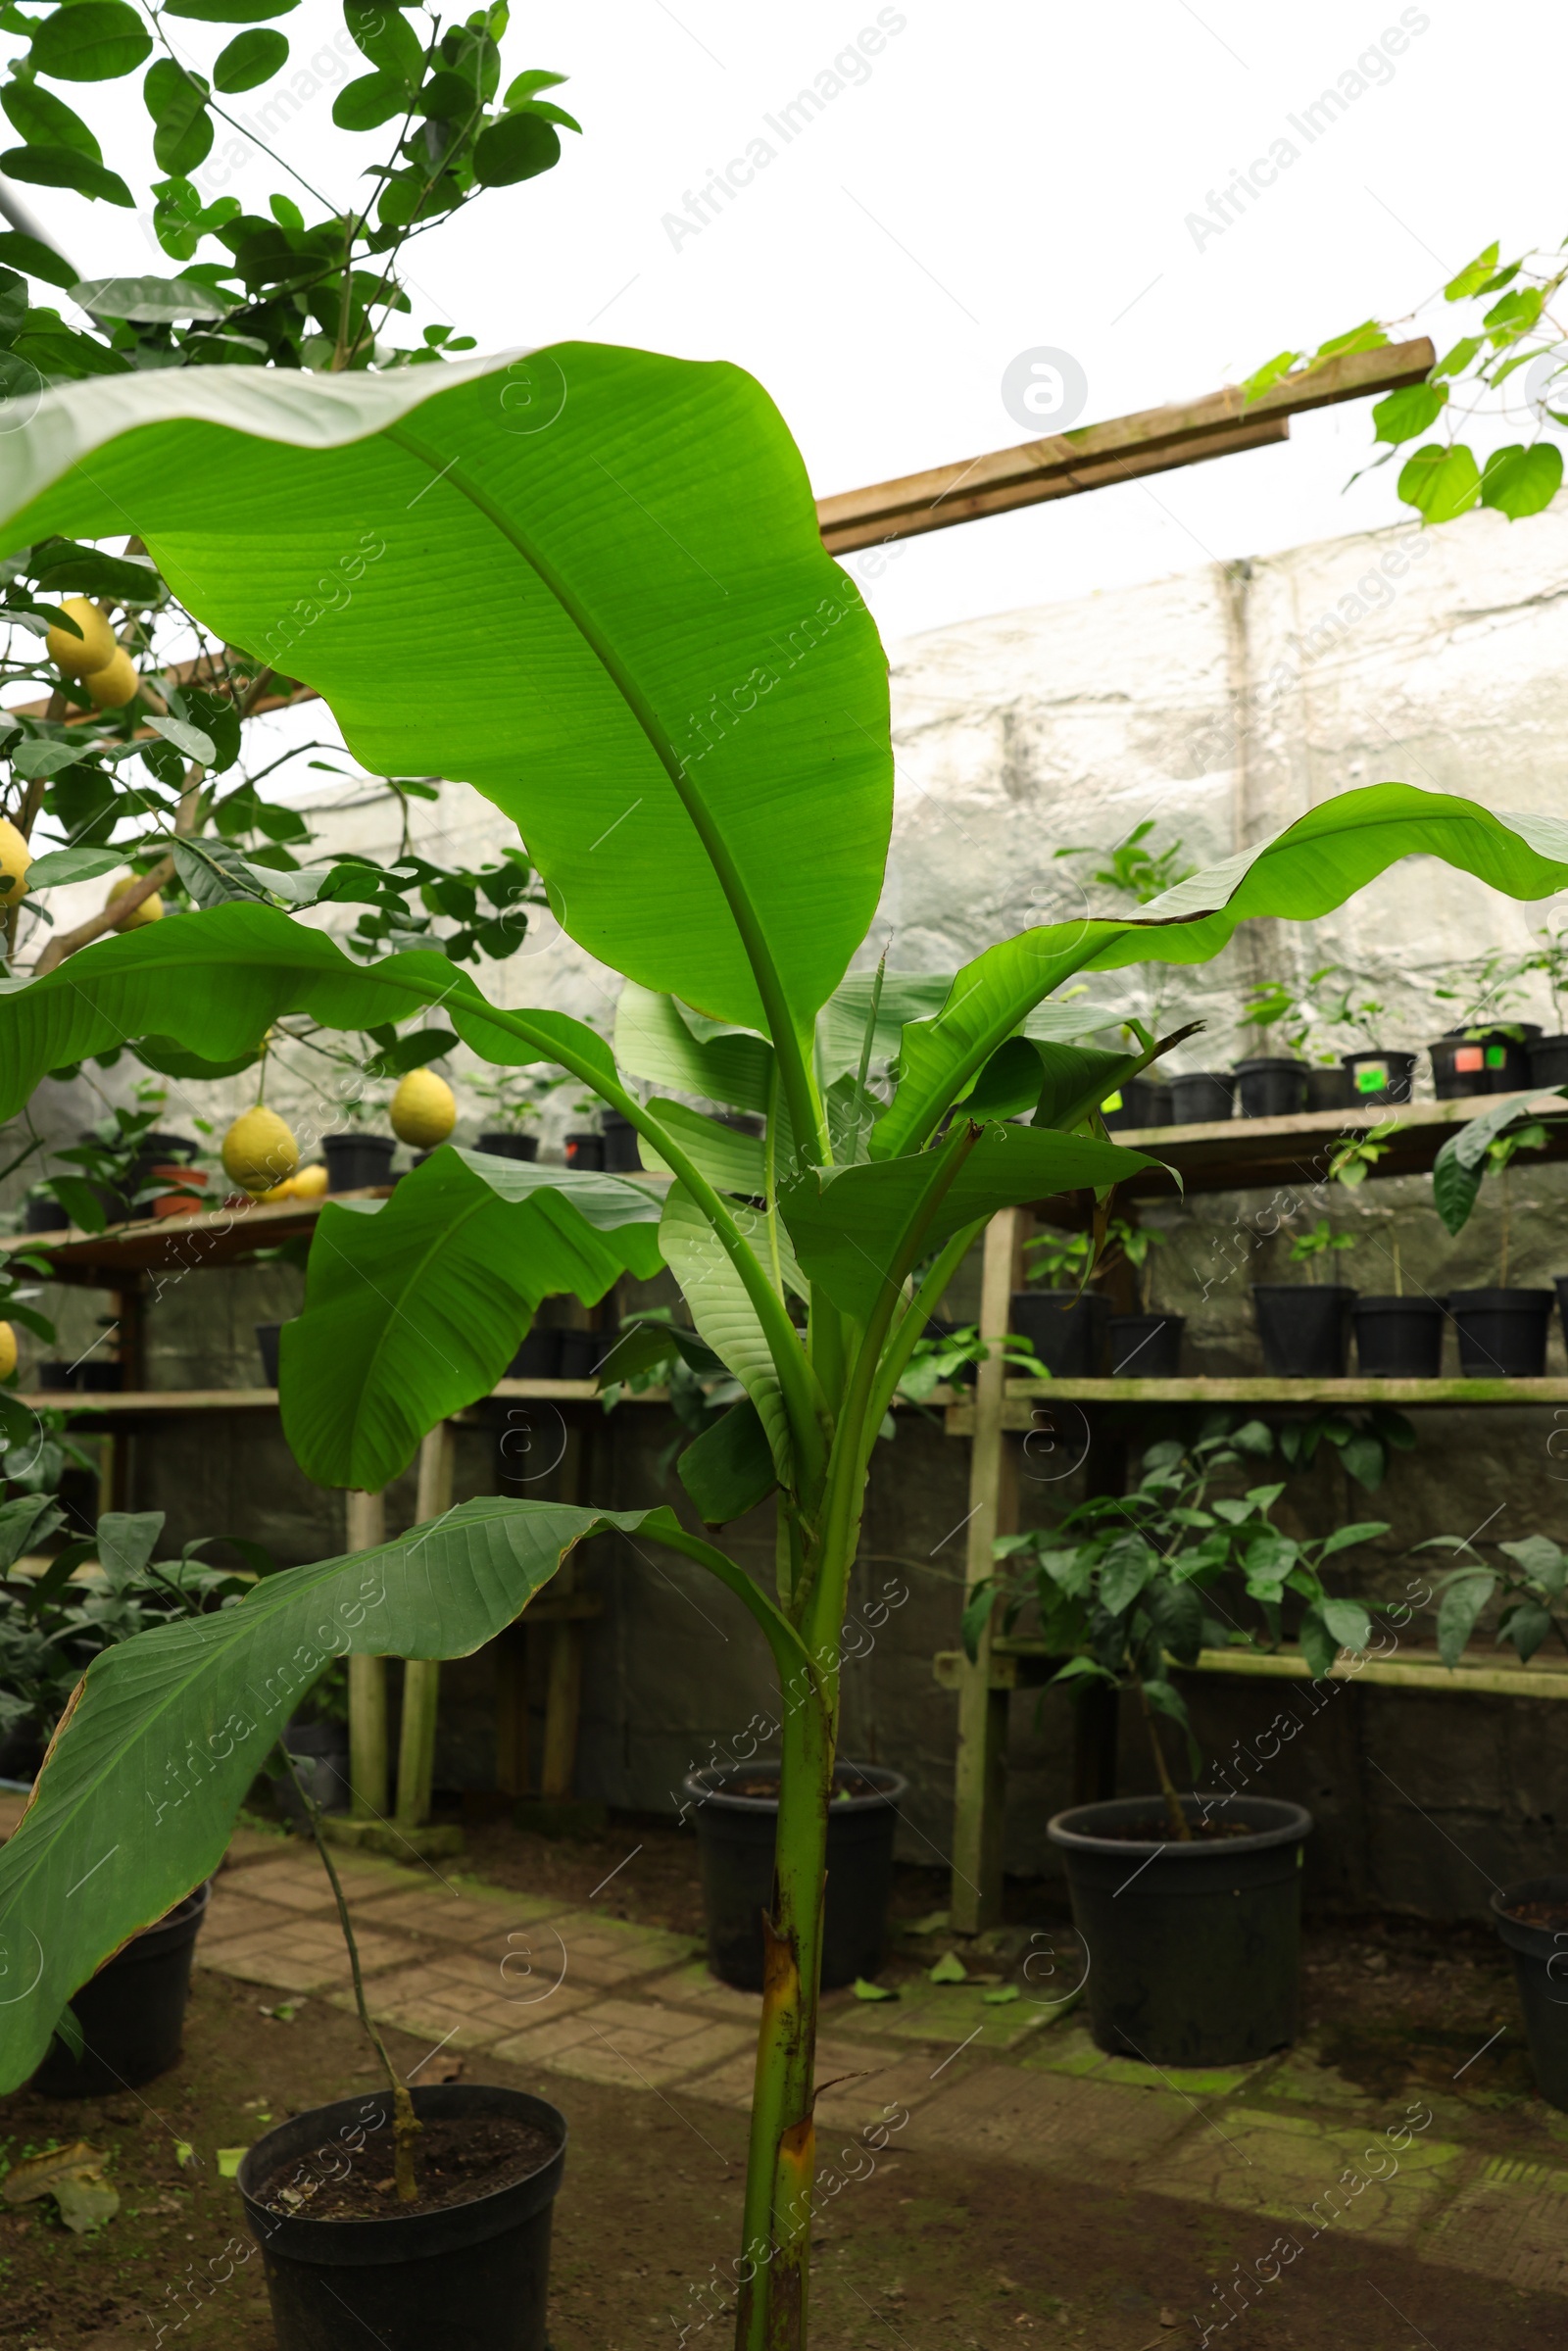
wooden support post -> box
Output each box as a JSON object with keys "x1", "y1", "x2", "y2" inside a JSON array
[
  {"x1": 396, "y1": 1422, "x2": 454, "y2": 1830},
  {"x1": 950, "y1": 1208, "x2": 1024, "y2": 1935},
  {"x1": 494, "y1": 1623, "x2": 530, "y2": 1800},
  {"x1": 346, "y1": 1487, "x2": 388, "y2": 1820},
  {"x1": 539, "y1": 1619, "x2": 585, "y2": 1801}
]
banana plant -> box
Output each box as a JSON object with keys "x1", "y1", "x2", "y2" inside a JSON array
[{"x1": 2, "y1": 350, "x2": 1568, "y2": 2349}]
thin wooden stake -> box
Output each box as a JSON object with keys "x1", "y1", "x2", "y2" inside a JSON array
[{"x1": 346, "y1": 1487, "x2": 388, "y2": 1820}]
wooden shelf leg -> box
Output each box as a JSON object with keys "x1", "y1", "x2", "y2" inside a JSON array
[
  {"x1": 395, "y1": 1423, "x2": 455, "y2": 1830},
  {"x1": 539, "y1": 1622, "x2": 584, "y2": 1801},
  {"x1": 346, "y1": 1487, "x2": 388, "y2": 1820},
  {"x1": 951, "y1": 1208, "x2": 1023, "y2": 1935},
  {"x1": 494, "y1": 1623, "x2": 530, "y2": 1801}
]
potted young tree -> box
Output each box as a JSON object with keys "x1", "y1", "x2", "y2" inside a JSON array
[
  {"x1": 4, "y1": 349, "x2": 1568, "y2": 2351},
  {"x1": 1524, "y1": 923, "x2": 1568, "y2": 1088},
  {"x1": 1102, "y1": 1222, "x2": 1183, "y2": 1376},
  {"x1": 1429, "y1": 952, "x2": 1541, "y2": 1098},
  {"x1": 973, "y1": 1421, "x2": 1387, "y2": 2064},
  {"x1": 1054, "y1": 825, "x2": 1190, "y2": 1130},
  {"x1": 1329, "y1": 1124, "x2": 1446, "y2": 1377},
  {"x1": 1432, "y1": 1095, "x2": 1562, "y2": 1376},
  {"x1": 1232, "y1": 980, "x2": 1311, "y2": 1117},
  {"x1": 1251, "y1": 1218, "x2": 1359, "y2": 1377},
  {"x1": 1010, "y1": 1225, "x2": 1110, "y2": 1375}
]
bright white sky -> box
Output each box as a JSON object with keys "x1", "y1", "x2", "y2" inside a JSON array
[{"x1": 24, "y1": 0, "x2": 1568, "y2": 650}]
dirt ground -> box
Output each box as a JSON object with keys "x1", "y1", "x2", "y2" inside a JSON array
[{"x1": 0, "y1": 1814, "x2": 1559, "y2": 2350}]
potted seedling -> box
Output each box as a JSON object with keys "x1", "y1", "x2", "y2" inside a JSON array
[
  {"x1": 1054, "y1": 824, "x2": 1190, "y2": 1128},
  {"x1": 1010, "y1": 1224, "x2": 1109, "y2": 1376},
  {"x1": 1523, "y1": 922, "x2": 1568, "y2": 1088},
  {"x1": 1326, "y1": 1123, "x2": 1446, "y2": 1378},
  {"x1": 1294, "y1": 964, "x2": 1412, "y2": 1106},
  {"x1": 1251, "y1": 1216, "x2": 1358, "y2": 1377},
  {"x1": 972, "y1": 1420, "x2": 1387, "y2": 2064},
  {"x1": 321, "y1": 1074, "x2": 397, "y2": 1192},
  {"x1": 1429, "y1": 950, "x2": 1540, "y2": 1098},
  {"x1": 1233, "y1": 979, "x2": 1311, "y2": 1117},
  {"x1": 1432, "y1": 1094, "x2": 1563, "y2": 1375},
  {"x1": 472, "y1": 1063, "x2": 582, "y2": 1162},
  {"x1": 1102, "y1": 1222, "x2": 1182, "y2": 1376}
]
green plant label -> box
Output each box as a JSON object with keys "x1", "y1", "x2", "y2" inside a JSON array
[{"x1": 1354, "y1": 1063, "x2": 1386, "y2": 1092}]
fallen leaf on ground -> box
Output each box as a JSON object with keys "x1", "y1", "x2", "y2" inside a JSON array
[
  {"x1": 853, "y1": 1977, "x2": 899, "y2": 2001},
  {"x1": 929, "y1": 1949, "x2": 968, "y2": 1984},
  {"x1": 216, "y1": 2148, "x2": 248, "y2": 2180},
  {"x1": 2, "y1": 2142, "x2": 118, "y2": 2232},
  {"x1": 983, "y1": 1983, "x2": 1021, "y2": 2004}
]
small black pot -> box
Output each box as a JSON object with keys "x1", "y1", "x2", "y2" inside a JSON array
[
  {"x1": 1009, "y1": 1288, "x2": 1110, "y2": 1377},
  {"x1": 1492, "y1": 1877, "x2": 1568, "y2": 2111},
  {"x1": 237, "y1": 2082, "x2": 566, "y2": 2351},
  {"x1": 684, "y1": 1762, "x2": 906, "y2": 1991},
  {"x1": 1107, "y1": 1312, "x2": 1184, "y2": 1377},
  {"x1": 1169, "y1": 1071, "x2": 1235, "y2": 1124},
  {"x1": 1048, "y1": 1794, "x2": 1311, "y2": 2066},
  {"x1": 600, "y1": 1112, "x2": 643, "y2": 1174},
  {"x1": 1250, "y1": 1284, "x2": 1355, "y2": 1378},
  {"x1": 1447, "y1": 1288, "x2": 1555, "y2": 1378},
  {"x1": 274, "y1": 1720, "x2": 351, "y2": 1820},
  {"x1": 1528, "y1": 1037, "x2": 1568, "y2": 1090},
  {"x1": 324, "y1": 1135, "x2": 397, "y2": 1193},
  {"x1": 1304, "y1": 1065, "x2": 1355, "y2": 1112},
  {"x1": 556, "y1": 1329, "x2": 615, "y2": 1382},
  {"x1": 1102, "y1": 1077, "x2": 1174, "y2": 1133},
  {"x1": 256, "y1": 1321, "x2": 287, "y2": 1387},
  {"x1": 1233, "y1": 1056, "x2": 1308, "y2": 1119},
  {"x1": 1341, "y1": 1050, "x2": 1417, "y2": 1107},
  {"x1": 1430, "y1": 1026, "x2": 1541, "y2": 1099},
  {"x1": 30, "y1": 1881, "x2": 210, "y2": 2096},
  {"x1": 507, "y1": 1329, "x2": 562, "y2": 1380},
  {"x1": 1352, "y1": 1296, "x2": 1444, "y2": 1378},
  {"x1": 35, "y1": 1358, "x2": 124, "y2": 1394},
  {"x1": 476, "y1": 1132, "x2": 539, "y2": 1162},
  {"x1": 564, "y1": 1132, "x2": 605, "y2": 1173},
  {"x1": 24, "y1": 1195, "x2": 67, "y2": 1233}
]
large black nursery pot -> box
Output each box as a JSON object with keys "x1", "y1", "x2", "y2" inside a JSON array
[
  {"x1": 1304, "y1": 1065, "x2": 1354, "y2": 1111},
  {"x1": 1429, "y1": 1026, "x2": 1540, "y2": 1099},
  {"x1": 1233, "y1": 1056, "x2": 1308, "y2": 1119},
  {"x1": 564, "y1": 1131, "x2": 605, "y2": 1172},
  {"x1": 1447, "y1": 1288, "x2": 1555, "y2": 1378},
  {"x1": 1169, "y1": 1070, "x2": 1235, "y2": 1124},
  {"x1": 599, "y1": 1110, "x2": 643, "y2": 1173},
  {"x1": 30, "y1": 1882, "x2": 210, "y2": 2096},
  {"x1": 684, "y1": 1761, "x2": 906, "y2": 1991},
  {"x1": 1107, "y1": 1312, "x2": 1184, "y2": 1377},
  {"x1": 324, "y1": 1134, "x2": 397, "y2": 1192},
  {"x1": 1048, "y1": 1794, "x2": 1311, "y2": 2066},
  {"x1": 274, "y1": 1718, "x2": 351, "y2": 1819},
  {"x1": 1102, "y1": 1076, "x2": 1174, "y2": 1132},
  {"x1": 1250, "y1": 1284, "x2": 1354, "y2": 1378},
  {"x1": 1529, "y1": 1037, "x2": 1568, "y2": 1089},
  {"x1": 1352, "y1": 1295, "x2": 1445, "y2": 1378},
  {"x1": 237, "y1": 2082, "x2": 566, "y2": 2351},
  {"x1": 1491, "y1": 1877, "x2": 1568, "y2": 2111},
  {"x1": 1009, "y1": 1288, "x2": 1110, "y2": 1376},
  {"x1": 476, "y1": 1131, "x2": 538, "y2": 1162},
  {"x1": 1341, "y1": 1050, "x2": 1417, "y2": 1107}
]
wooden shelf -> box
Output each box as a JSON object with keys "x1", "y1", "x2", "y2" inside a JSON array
[
  {"x1": 934, "y1": 1639, "x2": 1568, "y2": 1702},
  {"x1": 22, "y1": 1379, "x2": 671, "y2": 1419},
  {"x1": 944, "y1": 1375, "x2": 1568, "y2": 1433},
  {"x1": 3, "y1": 1190, "x2": 351, "y2": 1284}
]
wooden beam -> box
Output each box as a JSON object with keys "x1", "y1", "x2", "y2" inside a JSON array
[
  {"x1": 817, "y1": 337, "x2": 1434, "y2": 556},
  {"x1": 944, "y1": 1375, "x2": 1568, "y2": 1436},
  {"x1": 935, "y1": 1640, "x2": 1568, "y2": 1703}
]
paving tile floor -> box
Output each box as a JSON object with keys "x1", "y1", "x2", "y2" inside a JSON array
[{"x1": 192, "y1": 1833, "x2": 1568, "y2": 2302}]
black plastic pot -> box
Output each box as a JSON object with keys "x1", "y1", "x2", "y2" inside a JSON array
[
  {"x1": 1304, "y1": 1065, "x2": 1355, "y2": 1112},
  {"x1": 35, "y1": 1358, "x2": 123, "y2": 1393},
  {"x1": 324, "y1": 1135, "x2": 397, "y2": 1192},
  {"x1": 237, "y1": 2082, "x2": 566, "y2": 2351},
  {"x1": 1447, "y1": 1288, "x2": 1555, "y2": 1378},
  {"x1": 1491, "y1": 1876, "x2": 1568, "y2": 2111},
  {"x1": 507, "y1": 1329, "x2": 562, "y2": 1380},
  {"x1": 1352, "y1": 1296, "x2": 1445, "y2": 1378},
  {"x1": 1009, "y1": 1288, "x2": 1110, "y2": 1376},
  {"x1": 24, "y1": 1195, "x2": 67, "y2": 1233},
  {"x1": 1250, "y1": 1284, "x2": 1355, "y2": 1378},
  {"x1": 1048, "y1": 1794, "x2": 1310, "y2": 2065},
  {"x1": 476, "y1": 1132, "x2": 539, "y2": 1162},
  {"x1": 1341, "y1": 1050, "x2": 1417, "y2": 1107},
  {"x1": 1102, "y1": 1077, "x2": 1174, "y2": 1133},
  {"x1": 1528, "y1": 1037, "x2": 1568, "y2": 1090},
  {"x1": 684, "y1": 1761, "x2": 906, "y2": 1991},
  {"x1": 1169, "y1": 1071, "x2": 1235, "y2": 1124},
  {"x1": 557, "y1": 1329, "x2": 615, "y2": 1382},
  {"x1": 1107, "y1": 1312, "x2": 1184, "y2": 1377},
  {"x1": 30, "y1": 1881, "x2": 210, "y2": 2096},
  {"x1": 564, "y1": 1132, "x2": 604, "y2": 1172},
  {"x1": 1557, "y1": 1277, "x2": 1568, "y2": 1357},
  {"x1": 1429, "y1": 1026, "x2": 1540, "y2": 1099},
  {"x1": 600, "y1": 1112, "x2": 642, "y2": 1174},
  {"x1": 274, "y1": 1720, "x2": 351, "y2": 1820},
  {"x1": 1233, "y1": 1056, "x2": 1309, "y2": 1119}
]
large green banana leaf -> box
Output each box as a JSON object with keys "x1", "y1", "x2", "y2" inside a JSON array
[
  {"x1": 0, "y1": 1496, "x2": 800, "y2": 2094},
  {"x1": 613, "y1": 983, "x2": 774, "y2": 1110},
  {"x1": 284, "y1": 1150, "x2": 664, "y2": 1490},
  {"x1": 874, "y1": 786, "x2": 1568, "y2": 1158},
  {"x1": 0, "y1": 347, "x2": 892, "y2": 1042}
]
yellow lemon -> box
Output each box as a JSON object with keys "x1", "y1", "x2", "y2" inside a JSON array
[
  {"x1": 0, "y1": 816, "x2": 31, "y2": 906},
  {"x1": 106, "y1": 874, "x2": 164, "y2": 927},
  {"x1": 290, "y1": 1161, "x2": 328, "y2": 1199},
  {"x1": 0, "y1": 1322, "x2": 15, "y2": 1381},
  {"x1": 46, "y1": 597, "x2": 116, "y2": 678},
  {"x1": 222, "y1": 1106, "x2": 299, "y2": 1196},
  {"x1": 81, "y1": 648, "x2": 140, "y2": 710},
  {"x1": 390, "y1": 1068, "x2": 457, "y2": 1148}
]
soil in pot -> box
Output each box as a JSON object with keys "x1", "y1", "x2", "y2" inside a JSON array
[
  {"x1": 29, "y1": 1882, "x2": 209, "y2": 2096},
  {"x1": 1341, "y1": 1050, "x2": 1417, "y2": 1106},
  {"x1": 238, "y1": 2082, "x2": 565, "y2": 2351},
  {"x1": 324, "y1": 1134, "x2": 397, "y2": 1192},
  {"x1": 1303, "y1": 1064, "x2": 1355, "y2": 1111},
  {"x1": 1169, "y1": 1070, "x2": 1235, "y2": 1123},
  {"x1": 1107, "y1": 1311, "x2": 1183, "y2": 1377},
  {"x1": 1048, "y1": 1793, "x2": 1311, "y2": 2066},
  {"x1": 476, "y1": 1132, "x2": 539, "y2": 1161},
  {"x1": 1250, "y1": 1284, "x2": 1355, "y2": 1378},
  {"x1": 1430, "y1": 1026, "x2": 1540, "y2": 1099},
  {"x1": 1233, "y1": 1056, "x2": 1308, "y2": 1119},
  {"x1": 1009, "y1": 1288, "x2": 1110, "y2": 1377},
  {"x1": 1102, "y1": 1076, "x2": 1174, "y2": 1132},
  {"x1": 684, "y1": 1761, "x2": 905, "y2": 1991},
  {"x1": 1529, "y1": 1036, "x2": 1568, "y2": 1089},
  {"x1": 1447, "y1": 1288, "x2": 1555, "y2": 1378},
  {"x1": 1352, "y1": 1295, "x2": 1445, "y2": 1379},
  {"x1": 1492, "y1": 1877, "x2": 1568, "y2": 2111}
]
